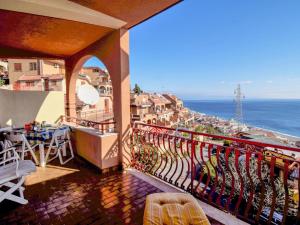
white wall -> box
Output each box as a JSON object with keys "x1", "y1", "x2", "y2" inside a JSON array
[{"x1": 0, "y1": 89, "x2": 65, "y2": 127}]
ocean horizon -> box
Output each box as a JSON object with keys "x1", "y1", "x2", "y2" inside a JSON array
[{"x1": 183, "y1": 99, "x2": 300, "y2": 137}]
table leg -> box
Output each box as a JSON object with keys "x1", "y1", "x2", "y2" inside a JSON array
[{"x1": 39, "y1": 144, "x2": 46, "y2": 167}]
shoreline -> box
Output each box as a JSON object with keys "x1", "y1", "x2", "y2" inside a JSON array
[
  {"x1": 186, "y1": 107, "x2": 300, "y2": 141},
  {"x1": 251, "y1": 126, "x2": 300, "y2": 141},
  {"x1": 186, "y1": 107, "x2": 300, "y2": 145}
]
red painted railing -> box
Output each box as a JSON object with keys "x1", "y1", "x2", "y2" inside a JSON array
[
  {"x1": 129, "y1": 122, "x2": 300, "y2": 225},
  {"x1": 60, "y1": 115, "x2": 116, "y2": 134}
]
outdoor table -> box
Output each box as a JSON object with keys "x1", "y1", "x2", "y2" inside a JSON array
[{"x1": 9, "y1": 126, "x2": 69, "y2": 167}]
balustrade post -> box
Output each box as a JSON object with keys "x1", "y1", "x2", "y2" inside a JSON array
[
  {"x1": 191, "y1": 134, "x2": 195, "y2": 194},
  {"x1": 101, "y1": 124, "x2": 104, "y2": 134}
]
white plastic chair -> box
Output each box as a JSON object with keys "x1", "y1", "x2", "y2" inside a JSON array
[
  {"x1": 0, "y1": 127, "x2": 12, "y2": 133},
  {"x1": 0, "y1": 146, "x2": 36, "y2": 204},
  {"x1": 6, "y1": 133, "x2": 39, "y2": 165},
  {"x1": 0, "y1": 140, "x2": 16, "y2": 163},
  {"x1": 45, "y1": 128, "x2": 74, "y2": 165}
]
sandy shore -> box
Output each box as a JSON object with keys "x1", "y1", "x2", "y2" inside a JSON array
[{"x1": 189, "y1": 108, "x2": 300, "y2": 147}]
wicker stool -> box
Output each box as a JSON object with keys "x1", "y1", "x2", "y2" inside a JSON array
[{"x1": 144, "y1": 193, "x2": 211, "y2": 225}]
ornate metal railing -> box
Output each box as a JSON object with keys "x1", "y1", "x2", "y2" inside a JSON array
[
  {"x1": 60, "y1": 115, "x2": 116, "y2": 134},
  {"x1": 128, "y1": 122, "x2": 300, "y2": 225}
]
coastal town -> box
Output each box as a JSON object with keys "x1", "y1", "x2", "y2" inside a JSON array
[
  {"x1": 1, "y1": 58, "x2": 299, "y2": 152},
  {"x1": 130, "y1": 83, "x2": 300, "y2": 152},
  {"x1": 0, "y1": 2, "x2": 299, "y2": 225}
]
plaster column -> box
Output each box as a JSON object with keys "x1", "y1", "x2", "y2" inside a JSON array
[
  {"x1": 100, "y1": 29, "x2": 130, "y2": 167},
  {"x1": 64, "y1": 60, "x2": 77, "y2": 118}
]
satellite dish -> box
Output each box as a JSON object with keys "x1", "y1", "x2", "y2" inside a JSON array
[{"x1": 77, "y1": 84, "x2": 99, "y2": 105}]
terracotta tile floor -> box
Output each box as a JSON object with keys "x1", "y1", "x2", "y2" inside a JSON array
[{"x1": 0, "y1": 158, "x2": 222, "y2": 225}]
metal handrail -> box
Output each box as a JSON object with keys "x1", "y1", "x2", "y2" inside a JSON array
[
  {"x1": 129, "y1": 122, "x2": 300, "y2": 225},
  {"x1": 134, "y1": 122, "x2": 300, "y2": 153}
]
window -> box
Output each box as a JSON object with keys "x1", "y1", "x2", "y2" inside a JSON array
[
  {"x1": 54, "y1": 63, "x2": 59, "y2": 68},
  {"x1": 29, "y1": 62, "x2": 37, "y2": 71},
  {"x1": 93, "y1": 68, "x2": 99, "y2": 73},
  {"x1": 89, "y1": 105, "x2": 96, "y2": 109},
  {"x1": 52, "y1": 81, "x2": 57, "y2": 86},
  {"x1": 25, "y1": 81, "x2": 34, "y2": 87},
  {"x1": 14, "y1": 63, "x2": 22, "y2": 72}
]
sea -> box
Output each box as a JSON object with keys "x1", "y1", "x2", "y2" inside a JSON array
[{"x1": 183, "y1": 99, "x2": 300, "y2": 138}]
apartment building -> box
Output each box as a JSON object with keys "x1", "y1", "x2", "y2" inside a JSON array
[
  {"x1": 148, "y1": 94, "x2": 171, "y2": 113},
  {"x1": 76, "y1": 68, "x2": 113, "y2": 121},
  {"x1": 130, "y1": 93, "x2": 154, "y2": 122},
  {"x1": 80, "y1": 66, "x2": 112, "y2": 95},
  {"x1": 7, "y1": 59, "x2": 65, "y2": 91},
  {"x1": 6, "y1": 59, "x2": 113, "y2": 122},
  {"x1": 130, "y1": 92, "x2": 194, "y2": 127},
  {"x1": 162, "y1": 93, "x2": 183, "y2": 110}
]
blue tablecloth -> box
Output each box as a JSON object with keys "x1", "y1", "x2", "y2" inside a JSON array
[{"x1": 10, "y1": 126, "x2": 69, "y2": 144}]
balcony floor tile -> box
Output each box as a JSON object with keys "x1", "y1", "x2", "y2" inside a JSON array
[{"x1": 0, "y1": 158, "x2": 222, "y2": 225}]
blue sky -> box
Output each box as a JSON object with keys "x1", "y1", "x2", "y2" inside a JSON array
[{"x1": 85, "y1": 0, "x2": 300, "y2": 100}]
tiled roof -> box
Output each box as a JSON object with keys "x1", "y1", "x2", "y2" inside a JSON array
[
  {"x1": 149, "y1": 94, "x2": 171, "y2": 105},
  {"x1": 44, "y1": 74, "x2": 64, "y2": 80},
  {"x1": 17, "y1": 75, "x2": 41, "y2": 81},
  {"x1": 163, "y1": 93, "x2": 183, "y2": 103},
  {"x1": 17, "y1": 74, "x2": 64, "y2": 81},
  {"x1": 130, "y1": 93, "x2": 152, "y2": 106}
]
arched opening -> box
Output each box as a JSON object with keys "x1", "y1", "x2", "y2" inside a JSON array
[
  {"x1": 71, "y1": 56, "x2": 114, "y2": 124},
  {"x1": 99, "y1": 86, "x2": 106, "y2": 94}
]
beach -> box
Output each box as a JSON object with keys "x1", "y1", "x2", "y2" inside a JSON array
[
  {"x1": 184, "y1": 99, "x2": 300, "y2": 137},
  {"x1": 183, "y1": 100, "x2": 300, "y2": 155}
]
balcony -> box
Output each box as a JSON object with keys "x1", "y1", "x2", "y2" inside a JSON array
[
  {"x1": 125, "y1": 123, "x2": 300, "y2": 225},
  {"x1": 1, "y1": 121, "x2": 299, "y2": 224},
  {"x1": 0, "y1": 1, "x2": 299, "y2": 224},
  {"x1": 76, "y1": 109, "x2": 114, "y2": 123}
]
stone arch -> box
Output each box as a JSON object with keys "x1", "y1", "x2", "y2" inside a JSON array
[
  {"x1": 66, "y1": 54, "x2": 111, "y2": 118},
  {"x1": 65, "y1": 29, "x2": 130, "y2": 166}
]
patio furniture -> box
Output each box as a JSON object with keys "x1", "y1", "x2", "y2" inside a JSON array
[
  {"x1": 143, "y1": 193, "x2": 211, "y2": 225},
  {"x1": 6, "y1": 132, "x2": 39, "y2": 165},
  {"x1": 0, "y1": 127, "x2": 12, "y2": 133},
  {"x1": 0, "y1": 146, "x2": 36, "y2": 204},
  {"x1": 0, "y1": 142, "x2": 19, "y2": 164},
  {"x1": 4, "y1": 126, "x2": 70, "y2": 167},
  {"x1": 45, "y1": 127, "x2": 74, "y2": 165},
  {"x1": 0, "y1": 127, "x2": 12, "y2": 152}
]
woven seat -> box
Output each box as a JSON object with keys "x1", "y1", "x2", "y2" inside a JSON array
[{"x1": 144, "y1": 193, "x2": 210, "y2": 225}]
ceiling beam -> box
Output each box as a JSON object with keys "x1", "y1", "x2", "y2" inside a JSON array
[{"x1": 0, "y1": 0, "x2": 126, "y2": 29}]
